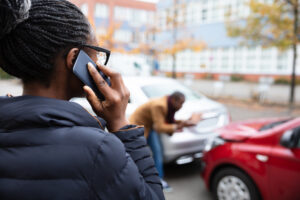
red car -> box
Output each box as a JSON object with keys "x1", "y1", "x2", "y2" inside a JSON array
[{"x1": 201, "y1": 117, "x2": 300, "y2": 200}]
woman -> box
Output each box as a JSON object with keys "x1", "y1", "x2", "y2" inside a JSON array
[{"x1": 0, "y1": 0, "x2": 164, "y2": 199}]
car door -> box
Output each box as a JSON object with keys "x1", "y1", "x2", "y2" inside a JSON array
[{"x1": 268, "y1": 127, "x2": 300, "y2": 200}]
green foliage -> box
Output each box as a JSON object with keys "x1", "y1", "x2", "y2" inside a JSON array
[
  {"x1": 274, "y1": 78, "x2": 290, "y2": 84},
  {"x1": 274, "y1": 77, "x2": 300, "y2": 85},
  {"x1": 226, "y1": 0, "x2": 298, "y2": 51},
  {"x1": 226, "y1": 0, "x2": 299, "y2": 104},
  {"x1": 230, "y1": 74, "x2": 244, "y2": 82},
  {"x1": 204, "y1": 73, "x2": 213, "y2": 80},
  {"x1": 0, "y1": 69, "x2": 12, "y2": 79}
]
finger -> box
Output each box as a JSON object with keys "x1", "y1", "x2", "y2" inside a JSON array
[
  {"x1": 96, "y1": 62, "x2": 118, "y2": 77},
  {"x1": 83, "y1": 85, "x2": 103, "y2": 113},
  {"x1": 116, "y1": 82, "x2": 130, "y2": 102},
  {"x1": 87, "y1": 63, "x2": 113, "y2": 98},
  {"x1": 124, "y1": 86, "x2": 130, "y2": 100},
  {"x1": 96, "y1": 62, "x2": 123, "y2": 90}
]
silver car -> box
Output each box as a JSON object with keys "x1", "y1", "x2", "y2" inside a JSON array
[{"x1": 72, "y1": 76, "x2": 230, "y2": 165}]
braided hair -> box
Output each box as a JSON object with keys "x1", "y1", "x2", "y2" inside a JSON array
[{"x1": 0, "y1": 0, "x2": 90, "y2": 83}]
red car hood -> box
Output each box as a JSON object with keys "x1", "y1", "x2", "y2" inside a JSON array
[
  {"x1": 218, "y1": 118, "x2": 288, "y2": 142},
  {"x1": 218, "y1": 124, "x2": 257, "y2": 141}
]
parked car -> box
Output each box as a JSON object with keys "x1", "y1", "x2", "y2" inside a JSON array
[
  {"x1": 72, "y1": 76, "x2": 230, "y2": 164},
  {"x1": 108, "y1": 53, "x2": 151, "y2": 76},
  {"x1": 201, "y1": 117, "x2": 300, "y2": 200}
]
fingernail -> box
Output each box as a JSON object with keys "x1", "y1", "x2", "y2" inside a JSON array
[{"x1": 87, "y1": 62, "x2": 93, "y2": 70}]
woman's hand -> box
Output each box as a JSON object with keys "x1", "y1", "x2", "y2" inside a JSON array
[{"x1": 83, "y1": 62, "x2": 130, "y2": 132}]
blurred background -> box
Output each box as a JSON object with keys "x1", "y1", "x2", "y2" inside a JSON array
[{"x1": 1, "y1": 0, "x2": 299, "y2": 199}]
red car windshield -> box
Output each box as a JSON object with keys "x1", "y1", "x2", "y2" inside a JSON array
[{"x1": 259, "y1": 118, "x2": 293, "y2": 132}]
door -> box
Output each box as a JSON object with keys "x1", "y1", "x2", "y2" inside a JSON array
[{"x1": 268, "y1": 128, "x2": 300, "y2": 200}]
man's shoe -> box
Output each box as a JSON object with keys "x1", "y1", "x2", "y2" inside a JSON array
[{"x1": 161, "y1": 179, "x2": 173, "y2": 192}]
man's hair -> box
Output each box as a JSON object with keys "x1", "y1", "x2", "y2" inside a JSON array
[
  {"x1": 0, "y1": 0, "x2": 90, "y2": 83},
  {"x1": 170, "y1": 91, "x2": 185, "y2": 101}
]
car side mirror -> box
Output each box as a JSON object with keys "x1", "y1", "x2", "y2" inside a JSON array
[{"x1": 281, "y1": 127, "x2": 300, "y2": 148}]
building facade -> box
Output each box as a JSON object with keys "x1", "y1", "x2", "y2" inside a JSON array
[
  {"x1": 156, "y1": 0, "x2": 300, "y2": 81},
  {"x1": 70, "y1": 0, "x2": 156, "y2": 51}
]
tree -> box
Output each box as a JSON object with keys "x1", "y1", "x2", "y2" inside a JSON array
[
  {"x1": 164, "y1": 0, "x2": 206, "y2": 78},
  {"x1": 226, "y1": 0, "x2": 299, "y2": 106},
  {"x1": 97, "y1": 23, "x2": 125, "y2": 52},
  {"x1": 166, "y1": 0, "x2": 183, "y2": 78},
  {"x1": 85, "y1": 13, "x2": 125, "y2": 52}
]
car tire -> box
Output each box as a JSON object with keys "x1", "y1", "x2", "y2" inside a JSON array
[{"x1": 211, "y1": 167, "x2": 260, "y2": 200}]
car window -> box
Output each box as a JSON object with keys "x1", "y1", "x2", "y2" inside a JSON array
[
  {"x1": 289, "y1": 126, "x2": 300, "y2": 148},
  {"x1": 141, "y1": 82, "x2": 203, "y2": 101},
  {"x1": 294, "y1": 127, "x2": 300, "y2": 148}
]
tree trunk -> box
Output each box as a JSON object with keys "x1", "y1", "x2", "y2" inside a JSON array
[
  {"x1": 290, "y1": 44, "x2": 297, "y2": 107},
  {"x1": 172, "y1": 53, "x2": 176, "y2": 78},
  {"x1": 172, "y1": 0, "x2": 178, "y2": 79},
  {"x1": 289, "y1": 1, "x2": 298, "y2": 108}
]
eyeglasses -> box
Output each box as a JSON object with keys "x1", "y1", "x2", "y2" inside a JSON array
[{"x1": 80, "y1": 44, "x2": 111, "y2": 66}]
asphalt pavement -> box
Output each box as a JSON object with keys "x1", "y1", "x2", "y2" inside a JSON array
[{"x1": 164, "y1": 161, "x2": 212, "y2": 200}]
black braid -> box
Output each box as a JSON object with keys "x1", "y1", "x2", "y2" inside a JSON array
[{"x1": 0, "y1": 0, "x2": 90, "y2": 83}]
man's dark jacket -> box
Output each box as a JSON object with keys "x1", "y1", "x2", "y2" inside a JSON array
[{"x1": 0, "y1": 96, "x2": 165, "y2": 200}]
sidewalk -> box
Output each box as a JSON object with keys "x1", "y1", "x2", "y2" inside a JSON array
[
  {"x1": 180, "y1": 79, "x2": 300, "y2": 106},
  {"x1": 1, "y1": 78, "x2": 300, "y2": 106}
]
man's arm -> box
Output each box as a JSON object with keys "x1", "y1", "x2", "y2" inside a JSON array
[{"x1": 151, "y1": 105, "x2": 176, "y2": 134}]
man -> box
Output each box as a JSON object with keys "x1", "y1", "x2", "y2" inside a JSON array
[{"x1": 129, "y1": 91, "x2": 198, "y2": 190}]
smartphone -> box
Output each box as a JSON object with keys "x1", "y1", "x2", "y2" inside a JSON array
[{"x1": 73, "y1": 50, "x2": 111, "y2": 101}]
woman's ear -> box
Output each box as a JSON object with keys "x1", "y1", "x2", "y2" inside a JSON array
[{"x1": 65, "y1": 48, "x2": 79, "y2": 70}]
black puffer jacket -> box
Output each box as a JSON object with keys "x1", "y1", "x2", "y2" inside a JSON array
[{"x1": 0, "y1": 96, "x2": 164, "y2": 200}]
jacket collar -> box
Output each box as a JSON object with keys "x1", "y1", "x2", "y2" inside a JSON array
[{"x1": 0, "y1": 95, "x2": 105, "y2": 131}]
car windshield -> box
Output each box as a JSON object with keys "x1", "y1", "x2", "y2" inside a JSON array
[
  {"x1": 259, "y1": 118, "x2": 293, "y2": 132},
  {"x1": 142, "y1": 82, "x2": 203, "y2": 100}
]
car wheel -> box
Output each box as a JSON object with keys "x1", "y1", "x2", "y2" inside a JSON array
[{"x1": 212, "y1": 167, "x2": 260, "y2": 200}]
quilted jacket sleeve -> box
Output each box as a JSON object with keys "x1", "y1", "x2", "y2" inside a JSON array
[{"x1": 91, "y1": 125, "x2": 165, "y2": 200}]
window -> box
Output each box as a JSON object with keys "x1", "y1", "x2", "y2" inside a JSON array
[
  {"x1": 132, "y1": 31, "x2": 139, "y2": 43},
  {"x1": 186, "y1": 4, "x2": 193, "y2": 25},
  {"x1": 131, "y1": 9, "x2": 148, "y2": 26},
  {"x1": 277, "y1": 51, "x2": 288, "y2": 71},
  {"x1": 114, "y1": 7, "x2": 132, "y2": 21},
  {"x1": 140, "y1": 32, "x2": 146, "y2": 43},
  {"x1": 202, "y1": 9, "x2": 207, "y2": 22},
  {"x1": 297, "y1": 133, "x2": 300, "y2": 148},
  {"x1": 246, "y1": 47, "x2": 257, "y2": 69},
  {"x1": 147, "y1": 11, "x2": 155, "y2": 23},
  {"x1": 95, "y1": 3, "x2": 108, "y2": 18},
  {"x1": 114, "y1": 30, "x2": 132, "y2": 43},
  {"x1": 81, "y1": 3, "x2": 88, "y2": 16},
  {"x1": 288, "y1": 127, "x2": 300, "y2": 148},
  {"x1": 211, "y1": 4, "x2": 219, "y2": 22},
  {"x1": 233, "y1": 47, "x2": 243, "y2": 68},
  {"x1": 221, "y1": 48, "x2": 230, "y2": 69}
]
